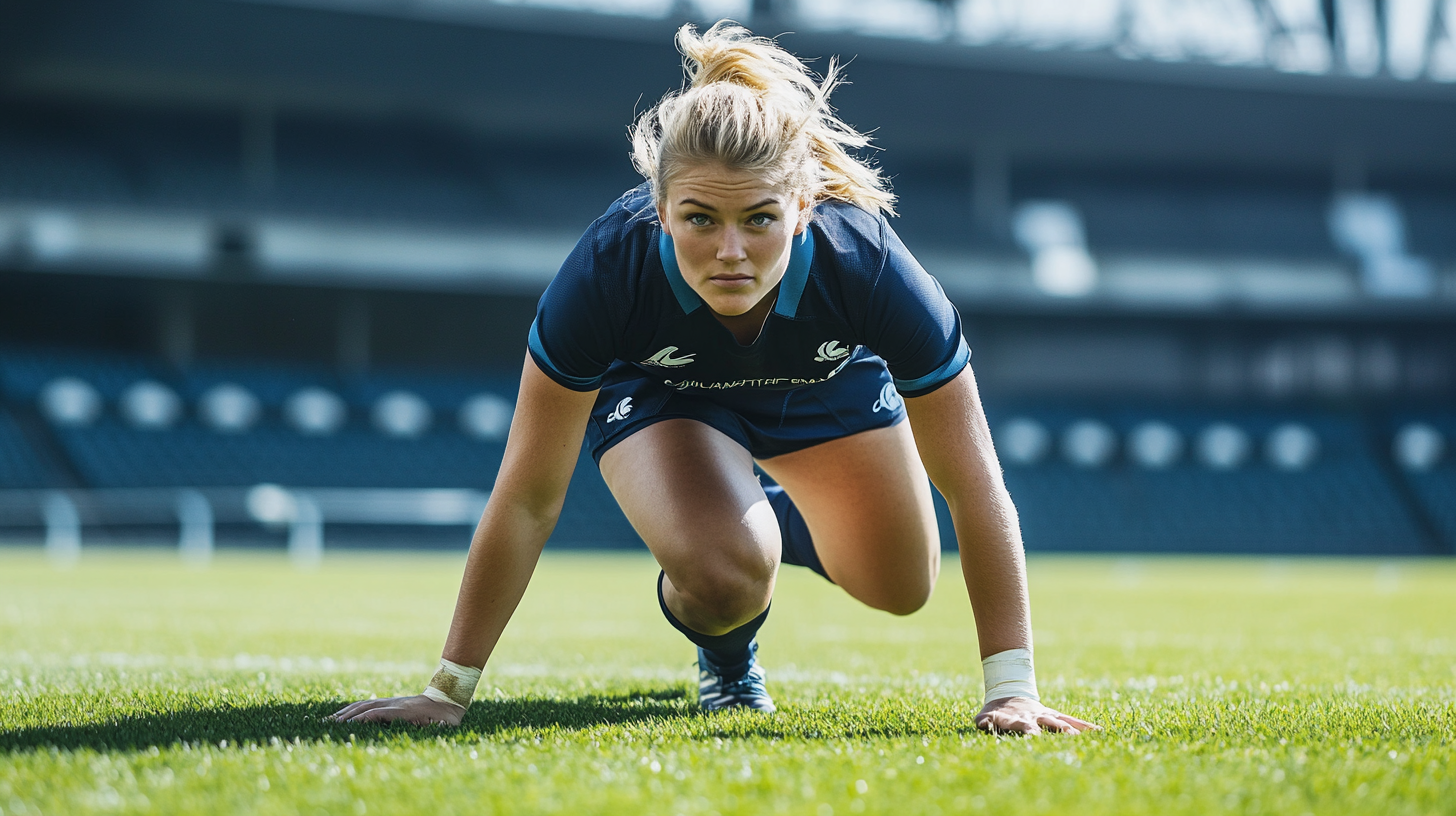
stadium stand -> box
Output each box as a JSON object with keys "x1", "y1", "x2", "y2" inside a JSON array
[
  {"x1": 0, "y1": 347, "x2": 638, "y2": 548},
  {"x1": 990, "y1": 406, "x2": 1436, "y2": 554},
  {"x1": 6, "y1": 104, "x2": 1450, "y2": 270},
  {"x1": 1, "y1": 346, "x2": 1451, "y2": 555},
  {"x1": 1402, "y1": 194, "x2": 1456, "y2": 259},
  {"x1": 1016, "y1": 174, "x2": 1338, "y2": 258},
  {"x1": 0, "y1": 135, "x2": 134, "y2": 206},
  {"x1": 0, "y1": 107, "x2": 636, "y2": 231},
  {"x1": 1387, "y1": 413, "x2": 1456, "y2": 552},
  {"x1": 53, "y1": 422, "x2": 501, "y2": 490},
  {"x1": 0, "y1": 407, "x2": 52, "y2": 489},
  {"x1": 0, "y1": 348, "x2": 167, "y2": 403},
  {"x1": 0, "y1": 104, "x2": 1449, "y2": 556}
]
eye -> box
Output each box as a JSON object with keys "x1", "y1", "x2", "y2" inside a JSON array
[
  {"x1": 747, "y1": 213, "x2": 776, "y2": 227},
  {"x1": 686, "y1": 213, "x2": 712, "y2": 227}
]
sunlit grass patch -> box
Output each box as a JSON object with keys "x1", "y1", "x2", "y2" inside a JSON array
[{"x1": 2, "y1": 550, "x2": 1454, "y2": 815}]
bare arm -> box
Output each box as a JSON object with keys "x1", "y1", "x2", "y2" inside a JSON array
[
  {"x1": 439, "y1": 355, "x2": 598, "y2": 668},
  {"x1": 333, "y1": 354, "x2": 597, "y2": 724},
  {"x1": 904, "y1": 364, "x2": 1095, "y2": 735},
  {"x1": 903, "y1": 365, "x2": 1029, "y2": 661}
]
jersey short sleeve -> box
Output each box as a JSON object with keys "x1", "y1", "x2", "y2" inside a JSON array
[
  {"x1": 529, "y1": 193, "x2": 651, "y2": 391},
  {"x1": 528, "y1": 238, "x2": 615, "y2": 391},
  {"x1": 852, "y1": 217, "x2": 971, "y2": 398}
]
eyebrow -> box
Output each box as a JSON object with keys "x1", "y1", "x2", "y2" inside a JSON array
[{"x1": 679, "y1": 197, "x2": 781, "y2": 212}]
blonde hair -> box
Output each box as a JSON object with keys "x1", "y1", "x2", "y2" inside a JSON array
[{"x1": 630, "y1": 22, "x2": 896, "y2": 216}]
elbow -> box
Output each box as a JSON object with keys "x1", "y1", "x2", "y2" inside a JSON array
[{"x1": 477, "y1": 486, "x2": 566, "y2": 543}]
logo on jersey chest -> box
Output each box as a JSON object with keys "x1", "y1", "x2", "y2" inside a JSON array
[
  {"x1": 640, "y1": 346, "x2": 696, "y2": 368},
  {"x1": 814, "y1": 341, "x2": 851, "y2": 363}
]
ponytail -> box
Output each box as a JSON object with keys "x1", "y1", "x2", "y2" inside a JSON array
[{"x1": 630, "y1": 22, "x2": 896, "y2": 216}]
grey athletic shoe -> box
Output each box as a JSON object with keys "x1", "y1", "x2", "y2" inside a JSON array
[{"x1": 697, "y1": 641, "x2": 777, "y2": 713}]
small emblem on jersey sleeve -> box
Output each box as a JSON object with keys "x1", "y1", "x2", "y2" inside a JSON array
[
  {"x1": 871, "y1": 383, "x2": 903, "y2": 414},
  {"x1": 814, "y1": 341, "x2": 852, "y2": 363},
  {"x1": 641, "y1": 346, "x2": 696, "y2": 368},
  {"x1": 606, "y1": 397, "x2": 634, "y2": 423}
]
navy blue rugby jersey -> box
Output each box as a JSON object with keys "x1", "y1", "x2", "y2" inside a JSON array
[{"x1": 528, "y1": 184, "x2": 970, "y2": 398}]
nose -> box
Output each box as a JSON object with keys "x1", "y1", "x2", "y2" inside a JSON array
[{"x1": 717, "y1": 227, "x2": 747, "y2": 263}]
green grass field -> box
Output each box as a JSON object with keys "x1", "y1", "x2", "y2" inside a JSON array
[{"x1": 1, "y1": 549, "x2": 1453, "y2": 816}]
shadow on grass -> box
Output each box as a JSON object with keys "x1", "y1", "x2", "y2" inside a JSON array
[{"x1": 0, "y1": 687, "x2": 695, "y2": 754}]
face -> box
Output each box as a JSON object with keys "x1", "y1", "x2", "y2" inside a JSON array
[{"x1": 657, "y1": 163, "x2": 809, "y2": 317}]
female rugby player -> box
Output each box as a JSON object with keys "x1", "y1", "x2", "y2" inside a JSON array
[{"x1": 333, "y1": 22, "x2": 1094, "y2": 736}]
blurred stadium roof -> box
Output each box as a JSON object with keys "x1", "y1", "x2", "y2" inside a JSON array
[
  {"x1": 0, "y1": 0, "x2": 1450, "y2": 171},
  {"x1": 250, "y1": 0, "x2": 1456, "y2": 83},
  {"x1": 1, "y1": 0, "x2": 1453, "y2": 311}
]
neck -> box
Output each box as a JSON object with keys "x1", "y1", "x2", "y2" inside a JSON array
[{"x1": 711, "y1": 284, "x2": 779, "y2": 346}]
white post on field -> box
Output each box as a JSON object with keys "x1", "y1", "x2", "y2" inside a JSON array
[
  {"x1": 176, "y1": 489, "x2": 214, "y2": 567},
  {"x1": 288, "y1": 493, "x2": 323, "y2": 570},
  {"x1": 41, "y1": 491, "x2": 81, "y2": 567}
]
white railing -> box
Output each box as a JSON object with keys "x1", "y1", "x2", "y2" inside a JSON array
[{"x1": 0, "y1": 486, "x2": 489, "y2": 569}]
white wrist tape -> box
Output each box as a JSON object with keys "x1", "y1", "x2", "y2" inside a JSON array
[
  {"x1": 422, "y1": 658, "x2": 481, "y2": 710},
  {"x1": 981, "y1": 648, "x2": 1039, "y2": 705}
]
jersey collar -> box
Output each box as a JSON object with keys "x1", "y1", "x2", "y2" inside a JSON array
[{"x1": 658, "y1": 227, "x2": 815, "y2": 318}]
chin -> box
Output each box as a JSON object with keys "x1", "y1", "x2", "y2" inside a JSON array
[
  {"x1": 700, "y1": 291, "x2": 757, "y2": 316},
  {"x1": 707, "y1": 301, "x2": 753, "y2": 317}
]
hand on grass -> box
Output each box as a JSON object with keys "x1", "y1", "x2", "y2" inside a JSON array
[
  {"x1": 329, "y1": 695, "x2": 465, "y2": 726},
  {"x1": 975, "y1": 697, "x2": 1098, "y2": 736}
]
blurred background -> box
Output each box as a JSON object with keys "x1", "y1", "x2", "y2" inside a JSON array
[{"x1": 0, "y1": 0, "x2": 1452, "y2": 557}]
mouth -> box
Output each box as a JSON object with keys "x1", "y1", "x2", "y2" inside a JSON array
[{"x1": 708, "y1": 273, "x2": 755, "y2": 290}]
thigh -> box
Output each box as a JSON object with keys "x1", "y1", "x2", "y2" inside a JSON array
[
  {"x1": 756, "y1": 419, "x2": 940, "y2": 614},
  {"x1": 598, "y1": 418, "x2": 781, "y2": 594}
]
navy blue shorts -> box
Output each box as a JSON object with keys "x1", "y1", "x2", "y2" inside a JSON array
[{"x1": 585, "y1": 349, "x2": 908, "y2": 466}]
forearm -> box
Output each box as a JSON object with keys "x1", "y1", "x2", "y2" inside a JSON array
[
  {"x1": 905, "y1": 366, "x2": 1033, "y2": 660},
  {"x1": 439, "y1": 497, "x2": 559, "y2": 669},
  {"x1": 945, "y1": 484, "x2": 1032, "y2": 659},
  {"x1": 437, "y1": 353, "x2": 597, "y2": 671}
]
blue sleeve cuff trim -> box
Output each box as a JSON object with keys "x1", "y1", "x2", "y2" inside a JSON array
[
  {"x1": 893, "y1": 337, "x2": 971, "y2": 395},
  {"x1": 528, "y1": 319, "x2": 603, "y2": 391}
]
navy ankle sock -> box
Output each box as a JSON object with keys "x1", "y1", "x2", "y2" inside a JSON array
[{"x1": 657, "y1": 571, "x2": 769, "y2": 677}]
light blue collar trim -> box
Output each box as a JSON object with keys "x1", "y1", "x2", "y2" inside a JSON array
[
  {"x1": 657, "y1": 227, "x2": 816, "y2": 317},
  {"x1": 773, "y1": 228, "x2": 815, "y2": 318},
  {"x1": 658, "y1": 231, "x2": 703, "y2": 314}
]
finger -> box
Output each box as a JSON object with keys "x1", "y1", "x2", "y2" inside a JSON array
[
  {"x1": 1059, "y1": 714, "x2": 1101, "y2": 732},
  {"x1": 349, "y1": 705, "x2": 416, "y2": 724},
  {"x1": 978, "y1": 712, "x2": 1040, "y2": 735},
  {"x1": 332, "y1": 698, "x2": 386, "y2": 718},
  {"x1": 332, "y1": 696, "x2": 406, "y2": 720},
  {"x1": 976, "y1": 711, "x2": 1015, "y2": 733},
  {"x1": 1035, "y1": 713, "x2": 1080, "y2": 735},
  {"x1": 1042, "y1": 710, "x2": 1100, "y2": 732},
  {"x1": 329, "y1": 699, "x2": 385, "y2": 721},
  {"x1": 339, "y1": 701, "x2": 401, "y2": 721}
]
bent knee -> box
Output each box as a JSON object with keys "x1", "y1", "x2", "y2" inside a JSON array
[
  {"x1": 867, "y1": 582, "x2": 934, "y2": 616},
  {"x1": 851, "y1": 547, "x2": 939, "y2": 616},
  {"x1": 668, "y1": 555, "x2": 776, "y2": 630}
]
